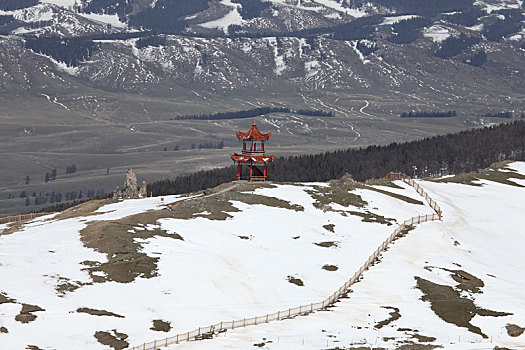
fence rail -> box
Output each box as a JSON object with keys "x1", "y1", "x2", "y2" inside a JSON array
[
  {"x1": 131, "y1": 176, "x2": 442, "y2": 350},
  {"x1": 0, "y1": 212, "x2": 53, "y2": 225}
]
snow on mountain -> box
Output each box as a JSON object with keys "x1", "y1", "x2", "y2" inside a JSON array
[
  {"x1": 1, "y1": 163, "x2": 525, "y2": 349},
  {"x1": 199, "y1": 3, "x2": 244, "y2": 34}
]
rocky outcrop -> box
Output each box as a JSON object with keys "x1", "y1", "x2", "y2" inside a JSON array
[{"x1": 113, "y1": 169, "x2": 147, "y2": 199}]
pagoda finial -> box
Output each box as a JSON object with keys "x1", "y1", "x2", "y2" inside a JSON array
[{"x1": 252, "y1": 120, "x2": 257, "y2": 126}]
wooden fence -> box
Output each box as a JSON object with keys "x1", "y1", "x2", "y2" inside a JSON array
[
  {"x1": 0, "y1": 212, "x2": 53, "y2": 225},
  {"x1": 130, "y1": 177, "x2": 442, "y2": 350}
]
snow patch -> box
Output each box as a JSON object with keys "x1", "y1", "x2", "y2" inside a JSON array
[
  {"x1": 77, "y1": 12, "x2": 127, "y2": 29},
  {"x1": 381, "y1": 14, "x2": 419, "y2": 25},
  {"x1": 423, "y1": 25, "x2": 451, "y2": 43}
]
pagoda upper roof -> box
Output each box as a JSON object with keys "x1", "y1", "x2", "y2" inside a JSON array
[
  {"x1": 236, "y1": 121, "x2": 271, "y2": 141},
  {"x1": 231, "y1": 153, "x2": 276, "y2": 163}
]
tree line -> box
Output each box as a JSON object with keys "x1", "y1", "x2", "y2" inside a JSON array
[
  {"x1": 483, "y1": 9, "x2": 524, "y2": 42},
  {"x1": 148, "y1": 120, "x2": 525, "y2": 196},
  {"x1": 387, "y1": 17, "x2": 432, "y2": 44},
  {"x1": 172, "y1": 107, "x2": 334, "y2": 121},
  {"x1": 24, "y1": 36, "x2": 100, "y2": 67},
  {"x1": 0, "y1": 0, "x2": 38, "y2": 11},
  {"x1": 232, "y1": 0, "x2": 270, "y2": 20},
  {"x1": 482, "y1": 112, "x2": 513, "y2": 119},
  {"x1": 400, "y1": 111, "x2": 457, "y2": 118},
  {"x1": 0, "y1": 15, "x2": 14, "y2": 26},
  {"x1": 434, "y1": 34, "x2": 480, "y2": 59}
]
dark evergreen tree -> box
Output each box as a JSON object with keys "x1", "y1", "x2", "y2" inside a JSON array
[
  {"x1": 434, "y1": 34, "x2": 480, "y2": 59},
  {"x1": 0, "y1": 0, "x2": 38, "y2": 10},
  {"x1": 0, "y1": 15, "x2": 14, "y2": 25},
  {"x1": 388, "y1": 17, "x2": 432, "y2": 44},
  {"x1": 24, "y1": 36, "x2": 100, "y2": 67},
  {"x1": 232, "y1": 0, "x2": 270, "y2": 20},
  {"x1": 464, "y1": 50, "x2": 487, "y2": 67}
]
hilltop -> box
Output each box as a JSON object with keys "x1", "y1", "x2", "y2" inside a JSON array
[{"x1": 0, "y1": 162, "x2": 524, "y2": 349}]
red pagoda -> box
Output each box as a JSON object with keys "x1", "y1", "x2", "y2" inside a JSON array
[{"x1": 231, "y1": 121, "x2": 276, "y2": 181}]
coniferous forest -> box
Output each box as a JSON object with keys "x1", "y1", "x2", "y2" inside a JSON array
[
  {"x1": 172, "y1": 107, "x2": 334, "y2": 121},
  {"x1": 148, "y1": 121, "x2": 525, "y2": 196}
]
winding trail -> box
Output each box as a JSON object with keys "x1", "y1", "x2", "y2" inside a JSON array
[{"x1": 131, "y1": 176, "x2": 442, "y2": 350}]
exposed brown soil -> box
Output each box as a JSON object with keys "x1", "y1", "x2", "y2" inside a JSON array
[
  {"x1": 0, "y1": 326, "x2": 7, "y2": 333},
  {"x1": 287, "y1": 276, "x2": 304, "y2": 286},
  {"x1": 396, "y1": 344, "x2": 440, "y2": 350},
  {"x1": 411, "y1": 334, "x2": 437, "y2": 343},
  {"x1": 347, "y1": 210, "x2": 396, "y2": 226},
  {"x1": 52, "y1": 199, "x2": 115, "y2": 221},
  {"x1": 432, "y1": 162, "x2": 525, "y2": 187},
  {"x1": 80, "y1": 219, "x2": 162, "y2": 283},
  {"x1": 307, "y1": 183, "x2": 367, "y2": 211},
  {"x1": 506, "y1": 324, "x2": 525, "y2": 337},
  {"x1": 170, "y1": 182, "x2": 303, "y2": 221},
  {"x1": 375, "y1": 306, "x2": 401, "y2": 329},
  {"x1": 0, "y1": 291, "x2": 15, "y2": 304},
  {"x1": 150, "y1": 319, "x2": 171, "y2": 332},
  {"x1": 363, "y1": 185, "x2": 424, "y2": 205},
  {"x1": 315, "y1": 241, "x2": 338, "y2": 248},
  {"x1": 415, "y1": 276, "x2": 510, "y2": 338},
  {"x1": 322, "y1": 264, "x2": 338, "y2": 271},
  {"x1": 94, "y1": 330, "x2": 129, "y2": 350},
  {"x1": 323, "y1": 223, "x2": 335, "y2": 232},
  {"x1": 77, "y1": 307, "x2": 124, "y2": 318},
  {"x1": 15, "y1": 304, "x2": 45, "y2": 324},
  {"x1": 0, "y1": 221, "x2": 25, "y2": 236},
  {"x1": 365, "y1": 178, "x2": 404, "y2": 189}
]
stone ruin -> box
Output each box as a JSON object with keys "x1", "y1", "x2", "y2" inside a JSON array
[{"x1": 113, "y1": 169, "x2": 148, "y2": 199}]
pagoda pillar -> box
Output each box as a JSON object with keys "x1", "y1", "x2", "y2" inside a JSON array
[
  {"x1": 237, "y1": 164, "x2": 242, "y2": 180},
  {"x1": 264, "y1": 165, "x2": 268, "y2": 180},
  {"x1": 249, "y1": 164, "x2": 253, "y2": 181}
]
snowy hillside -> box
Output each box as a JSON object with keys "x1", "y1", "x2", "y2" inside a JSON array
[{"x1": 1, "y1": 163, "x2": 525, "y2": 349}]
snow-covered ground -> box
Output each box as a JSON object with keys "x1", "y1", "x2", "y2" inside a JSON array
[
  {"x1": 1, "y1": 163, "x2": 525, "y2": 349},
  {"x1": 167, "y1": 163, "x2": 525, "y2": 349}
]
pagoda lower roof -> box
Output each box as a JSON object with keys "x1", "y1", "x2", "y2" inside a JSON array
[{"x1": 231, "y1": 153, "x2": 276, "y2": 163}]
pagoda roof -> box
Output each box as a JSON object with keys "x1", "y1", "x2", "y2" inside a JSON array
[
  {"x1": 231, "y1": 153, "x2": 276, "y2": 163},
  {"x1": 236, "y1": 121, "x2": 271, "y2": 141}
]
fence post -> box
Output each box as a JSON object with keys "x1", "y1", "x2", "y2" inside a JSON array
[
  {"x1": 299, "y1": 305, "x2": 302, "y2": 314},
  {"x1": 220, "y1": 321, "x2": 222, "y2": 330},
  {"x1": 243, "y1": 319, "x2": 246, "y2": 327},
  {"x1": 266, "y1": 314, "x2": 269, "y2": 323},
  {"x1": 154, "y1": 340, "x2": 156, "y2": 348},
  {"x1": 310, "y1": 303, "x2": 313, "y2": 312},
  {"x1": 166, "y1": 337, "x2": 168, "y2": 346},
  {"x1": 288, "y1": 308, "x2": 291, "y2": 317},
  {"x1": 277, "y1": 311, "x2": 280, "y2": 320},
  {"x1": 255, "y1": 316, "x2": 258, "y2": 324},
  {"x1": 176, "y1": 334, "x2": 179, "y2": 344},
  {"x1": 187, "y1": 331, "x2": 189, "y2": 341},
  {"x1": 198, "y1": 327, "x2": 201, "y2": 336}
]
